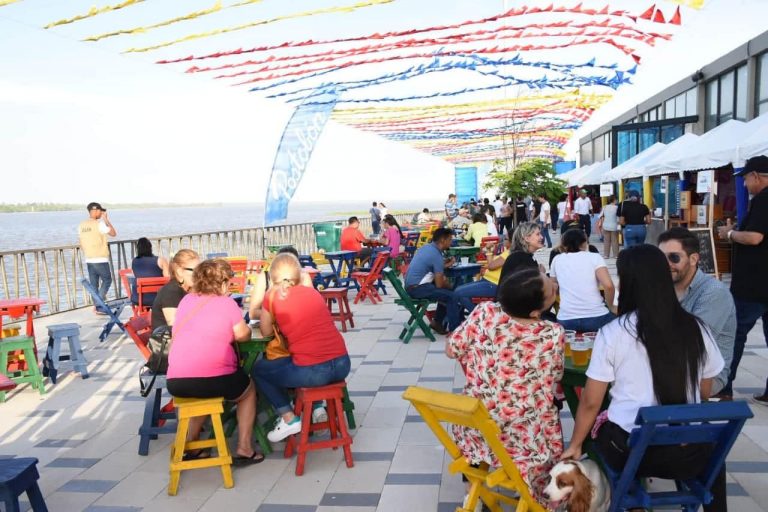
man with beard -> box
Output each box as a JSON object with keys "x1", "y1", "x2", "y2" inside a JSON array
[{"x1": 658, "y1": 227, "x2": 735, "y2": 397}]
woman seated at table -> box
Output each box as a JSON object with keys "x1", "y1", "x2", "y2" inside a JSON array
[
  {"x1": 381, "y1": 214, "x2": 403, "y2": 259},
  {"x1": 166, "y1": 259, "x2": 263, "y2": 465},
  {"x1": 447, "y1": 267, "x2": 564, "y2": 503},
  {"x1": 247, "y1": 246, "x2": 313, "y2": 322},
  {"x1": 464, "y1": 213, "x2": 490, "y2": 247},
  {"x1": 561, "y1": 244, "x2": 726, "y2": 510},
  {"x1": 550, "y1": 229, "x2": 616, "y2": 332},
  {"x1": 453, "y1": 237, "x2": 511, "y2": 320},
  {"x1": 497, "y1": 222, "x2": 546, "y2": 283},
  {"x1": 131, "y1": 237, "x2": 169, "y2": 308},
  {"x1": 252, "y1": 253, "x2": 350, "y2": 442},
  {"x1": 151, "y1": 249, "x2": 199, "y2": 329}
]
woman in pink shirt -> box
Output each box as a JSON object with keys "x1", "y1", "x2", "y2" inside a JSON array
[
  {"x1": 167, "y1": 259, "x2": 263, "y2": 465},
  {"x1": 381, "y1": 214, "x2": 403, "y2": 258}
]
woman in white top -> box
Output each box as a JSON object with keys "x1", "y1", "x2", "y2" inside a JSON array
[
  {"x1": 550, "y1": 229, "x2": 616, "y2": 332},
  {"x1": 562, "y1": 244, "x2": 726, "y2": 511},
  {"x1": 483, "y1": 206, "x2": 498, "y2": 237},
  {"x1": 597, "y1": 195, "x2": 619, "y2": 259},
  {"x1": 556, "y1": 194, "x2": 570, "y2": 231}
]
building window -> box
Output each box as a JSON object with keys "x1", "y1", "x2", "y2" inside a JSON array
[
  {"x1": 580, "y1": 141, "x2": 593, "y2": 166},
  {"x1": 757, "y1": 52, "x2": 768, "y2": 116},
  {"x1": 602, "y1": 132, "x2": 612, "y2": 160},
  {"x1": 665, "y1": 88, "x2": 697, "y2": 119},
  {"x1": 706, "y1": 64, "x2": 748, "y2": 129},
  {"x1": 594, "y1": 135, "x2": 605, "y2": 162}
]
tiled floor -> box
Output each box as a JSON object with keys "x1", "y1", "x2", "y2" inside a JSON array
[{"x1": 1, "y1": 239, "x2": 767, "y2": 511}]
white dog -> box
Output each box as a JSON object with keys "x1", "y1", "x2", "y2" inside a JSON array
[{"x1": 544, "y1": 459, "x2": 610, "y2": 512}]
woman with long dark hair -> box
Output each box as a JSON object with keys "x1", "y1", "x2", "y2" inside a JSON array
[
  {"x1": 131, "y1": 237, "x2": 169, "y2": 308},
  {"x1": 381, "y1": 214, "x2": 403, "y2": 258},
  {"x1": 561, "y1": 244, "x2": 725, "y2": 510}
]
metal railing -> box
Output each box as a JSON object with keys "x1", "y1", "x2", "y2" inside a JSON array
[{"x1": 0, "y1": 211, "x2": 441, "y2": 316}]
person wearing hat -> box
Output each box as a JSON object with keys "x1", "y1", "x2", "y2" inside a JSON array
[
  {"x1": 618, "y1": 189, "x2": 650, "y2": 248},
  {"x1": 716, "y1": 155, "x2": 768, "y2": 405},
  {"x1": 78, "y1": 202, "x2": 117, "y2": 301},
  {"x1": 573, "y1": 189, "x2": 594, "y2": 238}
]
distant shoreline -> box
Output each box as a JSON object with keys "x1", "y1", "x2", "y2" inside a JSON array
[{"x1": 0, "y1": 202, "x2": 224, "y2": 213}]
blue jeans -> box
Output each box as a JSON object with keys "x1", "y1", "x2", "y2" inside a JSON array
[
  {"x1": 721, "y1": 299, "x2": 768, "y2": 396},
  {"x1": 407, "y1": 283, "x2": 460, "y2": 330},
  {"x1": 87, "y1": 262, "x2": 112, "y2": 300},
  {"x1": 252, "y1": 354, "x2": 351, "y2": 415},
  {"x1": 623, "y1": 225, "x2": 647, "y2": 247},
  {"x1": 372, "y1": 220, "x2": 381, "y2": 235},
  {"x1": 538, "y1": 220, "x2": 552, "y2": 247},
  {"x1": 454, "y1": 279, "x2": 498, "y2": 323},
  {"x1": 557, "y1": 312, "x2": 615, "y2": 332}
]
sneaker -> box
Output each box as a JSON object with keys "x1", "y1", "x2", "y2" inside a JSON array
[
  {"x1": 312, "y1": 406, "x2": 328, "y2": 424},
  {"x1": 751, "y1": 394, "x2": 768, "y2": 407},
  {"x1": 710, "y1": 391, "x2": 733, "y2": 402},
  {"x1": 267, "y1": 416, "x2": 302, "y2": 442}
]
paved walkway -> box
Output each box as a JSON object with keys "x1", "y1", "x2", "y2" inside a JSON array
[{"x1": 1, "y1": 241, "x2": 767, "y2": 511}]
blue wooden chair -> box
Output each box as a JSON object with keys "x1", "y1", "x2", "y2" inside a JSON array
[
  {"x1": 0, "y1": 457, "x2": 48, "y2": 511},
  {"x1": 81, "y1": 279, "x2": 130, "y2": 342},
  {"x1": 206, "y1": 252, "x2": 228, "y2": 259},
  {"x1": 598, "y1": 401, "x2": 753, "y2": 512}
]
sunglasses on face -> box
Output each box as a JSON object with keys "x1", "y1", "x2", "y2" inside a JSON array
[
  {"x1": 666, "y1": 252, "x2": 683, "y2": 264},
  {"x1": 183, "y1": 267, "x2": 195, "y2": 272}
]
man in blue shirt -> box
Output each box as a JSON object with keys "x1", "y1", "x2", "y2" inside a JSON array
[
  {"x1": 405, "y1": 228, "x2": 459, "y2": 334},
  {"x1": 658, "y1": 228, "x2": 735, "y2": 395},
  {"x1": 444, "y1": 194, "x2": 459, "y2": 220}
]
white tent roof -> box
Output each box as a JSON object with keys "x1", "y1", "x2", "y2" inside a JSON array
[
  {"x1": 576, "y1": 159, "x2": 611, "y2": 186},
  {"x1": 600, "y1": 142, "x2": 667, "y2": 182},
  {"x1": 735, "y1": 114, "x2": 768, "y2": 165},
  {"x1": 639, "y1": 133, "x2": 703, "y2": 177},
  {"x1": 558, "y1": 162, "x2": 596, "y2": 187}
]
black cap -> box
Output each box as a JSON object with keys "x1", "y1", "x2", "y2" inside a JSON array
[
  {"x1": 87, "y1": 202, "x2": 105, "y2": 212},
  {"x1": 736, "y1": 155, "x2": 768, "y2": 176}
]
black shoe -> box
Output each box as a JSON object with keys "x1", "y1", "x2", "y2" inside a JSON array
[
  {"x1": 429, "y1": 320, "x2": 448, "y2": 335},
  {"x1": 751, "y1": 394, "x2": 768, "y2": 407}
]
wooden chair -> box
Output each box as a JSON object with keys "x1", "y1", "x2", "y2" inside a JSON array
[
  {"x1": 118, "y1": 268, "x2": 135, "y2": 307},
  {"x1": 403, "y1": 386, "x2": 546, "y2": 512},
  {"x1": 402, "y1": 232, "x2": 421, "y2": 262},
  {"x1": 598, "y1": 401, "x2": 753, "y2": 512},
  {"x1": 382, "y1": 268, "x2": 436, "y2": 343},
  {"x1": 81, "y1": 279, "x2": 130, "y2": 342},
  {"x1": 476, "y1": 236, "x2": 500, "y2": 263},
  {"x1": 135, "y1": 277, "x2": 169, "y2": 314},
  {"x1": 351, "y1": 251, "x2": 390, "y2": 304},
  {"x1": 0, "y1": 458, "x2": 48, "y2": 511}
]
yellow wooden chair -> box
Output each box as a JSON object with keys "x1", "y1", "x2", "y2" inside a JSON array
[{"x1": 402, "y1": 386, "x2": 546, "y2": 512}]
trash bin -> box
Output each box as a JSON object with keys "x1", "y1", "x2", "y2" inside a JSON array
[{"x1": 313, "y1": 222, "x2": 343, "y2": 253}]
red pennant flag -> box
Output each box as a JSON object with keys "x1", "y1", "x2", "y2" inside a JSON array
[
  {"x1": 670, "y1": 6, "x2": 682, "y2": 25},
  {"x1": 653, "y1": 9, "x2": 666, "y2": 23},
  {"x1": 639, "y1": 5, "x2": 655, "y2": 20},
  {"x1": 632, "y1": 54, "x2": 642, "y2": 64}
]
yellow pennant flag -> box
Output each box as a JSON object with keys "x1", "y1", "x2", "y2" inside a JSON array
[
  {"x1": 119, "y1": 0, "x2": 395, "y2": 53},
  {"x1": 0, "y1": 0, "x2": 23, "y2": 6},
  {"x1": 45, "y1": 0, "x2": 145, "y2": 28},
  {"x1": 665, "y1": 0, "x2": 705, "y2": 8}
]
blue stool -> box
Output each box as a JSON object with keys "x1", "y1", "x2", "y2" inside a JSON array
[
  {"x1": 42, "y1": 323, "x2": 88, "y2": 384},
  {"x1": 138, "y1": 380, "x2": 177, "y2": 456},
  {"x1": 0, "y1": 457, "x2": 48, "y2": 512}
]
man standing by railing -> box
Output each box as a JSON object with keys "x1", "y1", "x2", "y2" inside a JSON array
[{"x1": 78, "y1": 202, "x2": 116, "y2": 301}]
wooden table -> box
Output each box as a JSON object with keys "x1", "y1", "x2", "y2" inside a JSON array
[
  {"x1": 445, "y1": 263, "x2": 482, "y2": 288},
  {"x1": 324, "y1": 251, "x2": 359, "y2": 288},
  {"x1": 562, "y1": 359, "x2": 589, "y2": 418},
  {"x1": 0, "y1": 298, "x2": 46, "y2": 339},
  {"x1": 447, "y1": 246, "x2": 481, "y2": 262},
  {"x1": 238, "y1": 336, "x2": 273, "y2": 374}
]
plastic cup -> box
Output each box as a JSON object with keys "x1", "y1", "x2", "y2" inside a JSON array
[
  {"x1": 570, "y1": 339, "x2": 593, "y2": 367},
  {"x1": 564, "y1": 330, "x2": 576, "y2": 358},
  {"x1": 461, "y1": 257, "x2": 469, "y2": 266},
  {"x1": 582, "y1": 332, "x2": 597, "y2": 358}
]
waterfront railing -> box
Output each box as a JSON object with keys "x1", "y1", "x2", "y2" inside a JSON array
[{"x1": 0, "y1": 211, "x2": 440, "y2": 316}]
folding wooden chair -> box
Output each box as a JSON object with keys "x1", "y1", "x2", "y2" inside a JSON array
[
  {"x1": 598, "y1": 401, "x2": 753, "y2": 512},
  {"x1": 402, "y1": 386, "x2": 546, "y2": 512},
  {"x1": 81, "y1": 279, "x2": 129, "y2": 342},
  {"x1": 135, "y1": 277, "x2": 169, "y2": 314},
  {"x1": 382, "y1": 268, "x2": 436, "y2": 343},
  {"x1": 402, "y1": 232, "x2": 421, "y2": 262},
  {"x1": 476, "y1": 236, "x2": 500, "y2": 263},
  {"x1": 352, "y1": 251, "x2": 390, "y2": 304},
  {"x1": 125, "y1": 313, "x2": 152, "y2": 361},
  {"x1": 118, "y1": 269, "x2": 135, "y2": 307}
]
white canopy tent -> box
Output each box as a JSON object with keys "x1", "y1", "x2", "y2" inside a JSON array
[
  {"x1": 575, "y1": 159, "x2": 611, "y2": 186},
  {"x1": 558, "y1": 161, "x2": 596, "y2": 187},
  {"x1": 639, "y1": 133, "x2": 703, "y2": 177},
  {"x1": 732, "y1": 114, "x2": 768, "y2": 166},
  {"x1": 600, "y1": 142, "x2": 667, "y2": 182}
]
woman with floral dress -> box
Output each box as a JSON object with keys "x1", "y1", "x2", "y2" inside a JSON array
[{"x1": 446, "y1": 267, "x2": 564, "y2": 504}]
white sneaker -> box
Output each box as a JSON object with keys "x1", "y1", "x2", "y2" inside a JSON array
[
  {"x1": 312, "y1": 406, "x2": 328, "y2": 424},
  {"x1": 267, "y1": 416, "x2": 302, "y2": 442}
]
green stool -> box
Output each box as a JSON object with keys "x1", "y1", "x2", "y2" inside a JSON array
[
  {"x1": 342, "y1": 386, "x2": 356, "y2": 430},
  {"x1": 0, "y1": 336, "x2": 45, "y2": 401}
]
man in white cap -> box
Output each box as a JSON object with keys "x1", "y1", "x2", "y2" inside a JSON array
[{"x1": 78, "y1": 202, "x2": 117, "y2": 301}]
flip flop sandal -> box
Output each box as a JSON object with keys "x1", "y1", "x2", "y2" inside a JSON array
[
  {"x1": 232, "y1": 452, "x2": 266, "y2": 466},
  {"x1": 182, "y1": 448, "x2": 211, "y2": 461}
]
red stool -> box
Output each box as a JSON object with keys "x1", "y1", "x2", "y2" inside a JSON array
[
  {"x1": 284, "y1": 382, "x2": 354, "y2": 476},
  {"x1": 319, "y1": 288, "x2": 354, "y2": 332}
]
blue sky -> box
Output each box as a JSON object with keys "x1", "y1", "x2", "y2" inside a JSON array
[{"x1": 2, "y1": 0, "x2": 768, "y2": 204}]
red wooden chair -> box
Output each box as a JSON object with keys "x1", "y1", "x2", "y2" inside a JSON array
[
  {"x1": 351, "y1": 251, "x2": 390, "y2": 304},
  {"x1": 135, "y1": 277, "x2": 169, "y2": 314},
  {"x1": 125, "y1": 313, "x2": 152, "y2": 361},
  {"x1": 228, "y1": 275, "x2": 247, "y2": 295},
  {"x1": 476, "y1": 236, "x2": 501, "y2": 263},
  {"x1": 225, "y1": 257, "x2": 248, "y2": 276},
  {"x1": 119, "y1": 269, "x2": 137, "y2": 314}
]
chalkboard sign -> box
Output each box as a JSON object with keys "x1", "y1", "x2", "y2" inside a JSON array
[{"x1": 690, "y1": 228, "x2": 718, "y2": 276}]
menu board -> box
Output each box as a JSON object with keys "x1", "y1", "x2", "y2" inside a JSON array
[{"x1": 690, "y1": 228, "x2": 717, "y2": 276}]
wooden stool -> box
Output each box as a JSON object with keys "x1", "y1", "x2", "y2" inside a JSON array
[
  {"x1": 43, "y1": 323, "x2": 89, "y2": 384},
  {"x1": 168, "y1": 397, "x2": 233, "y2": 496},
  {"x1": 0, "y1": 457, "x2": 48, "y2": 512},
  {"x1": 0, "y1": 336, "x2": 44, "y2": 401},
  {"x1": 319, "y1": 288, "x2": 354, "y2": 333},
  {"x1": 284, "y1": 382, "x2": 354, "y2": 476},
  {"x1": 341, "y1": 386, "x2": 356, "y2": 430},
  {"x1": 0, "y1": 374, "x2": 17, "y2": 402},
  {"x1": 139, "y1": 384, "x2": 177, "y2": 456}
]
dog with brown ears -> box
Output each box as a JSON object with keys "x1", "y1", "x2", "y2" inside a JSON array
[{"x1": 544, "y1": 459, "x2": 610, "y2": 512}]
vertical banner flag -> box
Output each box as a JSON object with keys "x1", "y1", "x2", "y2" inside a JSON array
[
  {"x1": 454, "y1": 166, "x2": 478, "y2": 206},
  {"x1": 265, "y1": 88, "x2": 339, "y2": 225}
]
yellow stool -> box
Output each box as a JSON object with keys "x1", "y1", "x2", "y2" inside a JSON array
[
  {"x1": 1, "y1": 327, "x2": 20, "y2": 338},
  {"x1": 168, "y1": 397, "x2": 233, "y2": 496}
]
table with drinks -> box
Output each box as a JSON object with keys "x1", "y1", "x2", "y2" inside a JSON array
[
  {"x1": 561, "y1": 331, "x2": 598, "y2": 418},
  {"x1": 447, "y1": 246, "x2": 480, "y2": 263}
]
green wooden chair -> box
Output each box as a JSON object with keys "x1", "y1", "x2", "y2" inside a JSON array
[{"x1": 382, "y1": 268, "x2": 436, "y2": 344}]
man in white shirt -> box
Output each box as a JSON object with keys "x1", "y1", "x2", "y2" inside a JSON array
[{"x1": 573, "y1": 189, "x2": 594, "y2": 238}]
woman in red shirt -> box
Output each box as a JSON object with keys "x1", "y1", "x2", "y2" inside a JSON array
[{"x1": 252, "y1": 253, "x2": 350, "y2": 442}]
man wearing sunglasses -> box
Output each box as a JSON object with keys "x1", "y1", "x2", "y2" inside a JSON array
[
  {"x1": 716, "y1": 155, "x2": 768, "y2": 406},
  {"x1": 658, "y1": 228, "x2": 735, "y2": 397}
]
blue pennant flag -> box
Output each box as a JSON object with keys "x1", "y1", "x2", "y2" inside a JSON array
[{"x1": 264, "y1": 87, "x2": 339, "y2": 225}]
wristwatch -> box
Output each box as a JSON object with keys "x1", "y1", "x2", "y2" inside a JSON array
[{"x1": 727, "y1": 230, "x2": 734, "y2": 241}]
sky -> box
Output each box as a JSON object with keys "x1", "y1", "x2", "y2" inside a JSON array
[{"x1": 2, "y1": 0, "x2": 768, "y2": 206}]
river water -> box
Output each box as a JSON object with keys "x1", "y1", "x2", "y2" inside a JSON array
[{"x1": 0, "y1": 200, "x2": 441, "y2": 252}]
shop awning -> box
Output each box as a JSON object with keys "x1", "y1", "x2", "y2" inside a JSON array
[
  {"x1": 576, "y1": 159, "x2": 611, "y2": 186},
  {"x1": 639, "y1": 133, "x2": 702, "y2": 177},
  {"x1": 559, "y1": 162, "x2": 597, "y2": 188},
  {"x1": 600, "y1": 142, "x2": 667, "y2": 182}
]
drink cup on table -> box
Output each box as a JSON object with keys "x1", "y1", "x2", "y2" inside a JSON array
[
  {"x1": 563, "y1": 330, "x2": 576, "y2": 358},
  {"x1": 570, "y1": 338, "x2": 593, "y2": 367},
  {"x1": 460, "y1": 256, "x2": 469, "y2": 266},
  {"x1": 581, "y1": 332, "x2": 597, "y2": 358}
]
